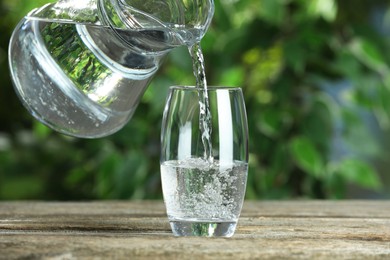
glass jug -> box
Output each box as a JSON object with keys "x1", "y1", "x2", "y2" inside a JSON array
[{"x1": 8, "y1": 0, "x2": 214, "y2": 138}]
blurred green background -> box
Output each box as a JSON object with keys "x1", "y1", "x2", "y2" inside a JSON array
[{"x1": 1, "y1": 0, "x2": 390, "y2": 200}]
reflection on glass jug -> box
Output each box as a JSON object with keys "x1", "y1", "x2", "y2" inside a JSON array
[{"x1": 8, "y1": 0, "x2": 214, "y2": 138}]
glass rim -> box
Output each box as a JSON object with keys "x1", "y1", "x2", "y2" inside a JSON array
[{"x1": 169, "y1": 86, "x2": 242, "y2": 91}]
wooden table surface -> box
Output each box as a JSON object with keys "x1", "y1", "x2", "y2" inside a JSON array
[{"x1": 0, "y1": 200, "x2": 389, "y2": 259}]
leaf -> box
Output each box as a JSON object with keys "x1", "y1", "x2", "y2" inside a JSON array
[
  {"x1": 258, "y1": 0, "x2": 288, "y2": 25},
  {"x1": 306, "y1": 0, "x2": 337, "y2": 22},
  {"x1": 335, "y1": 159, "x2": 382, "y2": 190},
  {"x1": 341, "y1": 109, "x2": 380, "y2": 158},
  {"x1": 219, "y1": 66, "x2": 245, "y2": 87},
  {"x1": 301, "y1": 95, "x2": 333, "y2": 149},
  {"x1": 33, "y1": 121, "x2": 52, "y2": 139},
  {"x1": 257, "y1": 109, "x2": 291, "y2": 137},
  {"x1": 349, "y1": 38, "x2": 388, "y2": 75},
  {"x1": 289, "y1": 136, "x2": 324, "y2": 178},
  {"x1": 283, "y1": 39, "x2": 306, "y2": 74}
]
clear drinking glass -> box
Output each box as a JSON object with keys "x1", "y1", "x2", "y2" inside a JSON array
[{"x1": 160, "y1": 86, "x2": 248, "y2": 237}]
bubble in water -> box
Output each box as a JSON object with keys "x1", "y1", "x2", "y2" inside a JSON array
[{"x1": 161, "y1": 158, "x2": 248, "y2": 221}]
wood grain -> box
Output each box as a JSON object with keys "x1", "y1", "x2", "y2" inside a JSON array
[{"x1": 1, "y1": 201, "x2": 389, "y2": 259}]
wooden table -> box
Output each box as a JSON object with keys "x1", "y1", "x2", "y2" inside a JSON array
[{"x1": 0, "y1": 201, "x2": 389, "y2": 259}]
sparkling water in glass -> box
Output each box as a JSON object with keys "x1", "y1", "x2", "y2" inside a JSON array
[{"x1": 160, "y1": 86, "x2": 248, "y2": 237}]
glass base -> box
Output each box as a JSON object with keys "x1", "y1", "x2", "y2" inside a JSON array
[{"x1": 169, "y1": 220, "x2": 237, "y2": 237}]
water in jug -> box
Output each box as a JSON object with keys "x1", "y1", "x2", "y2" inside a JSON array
[{"x1": 8, "y1": 0, "x2": 214, "y2": 138}]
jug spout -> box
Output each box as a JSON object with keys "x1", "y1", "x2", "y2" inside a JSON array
[{"x1": 105, "y1": 0, "x2": 215, "y2": 45}]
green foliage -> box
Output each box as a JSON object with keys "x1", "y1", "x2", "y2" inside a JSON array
[
  {"x1": 333, "y1": 159, "x2": 382, "y2": 190},
  {"x1": 289, "y1": 136, "x2": 324, "y2": 178},
  {"x1": 0, "y1": 0, "x2": 389, "y2": 200},
  {"x1": 203, "y1": 0, "x2": 389, "y2": 199}
]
